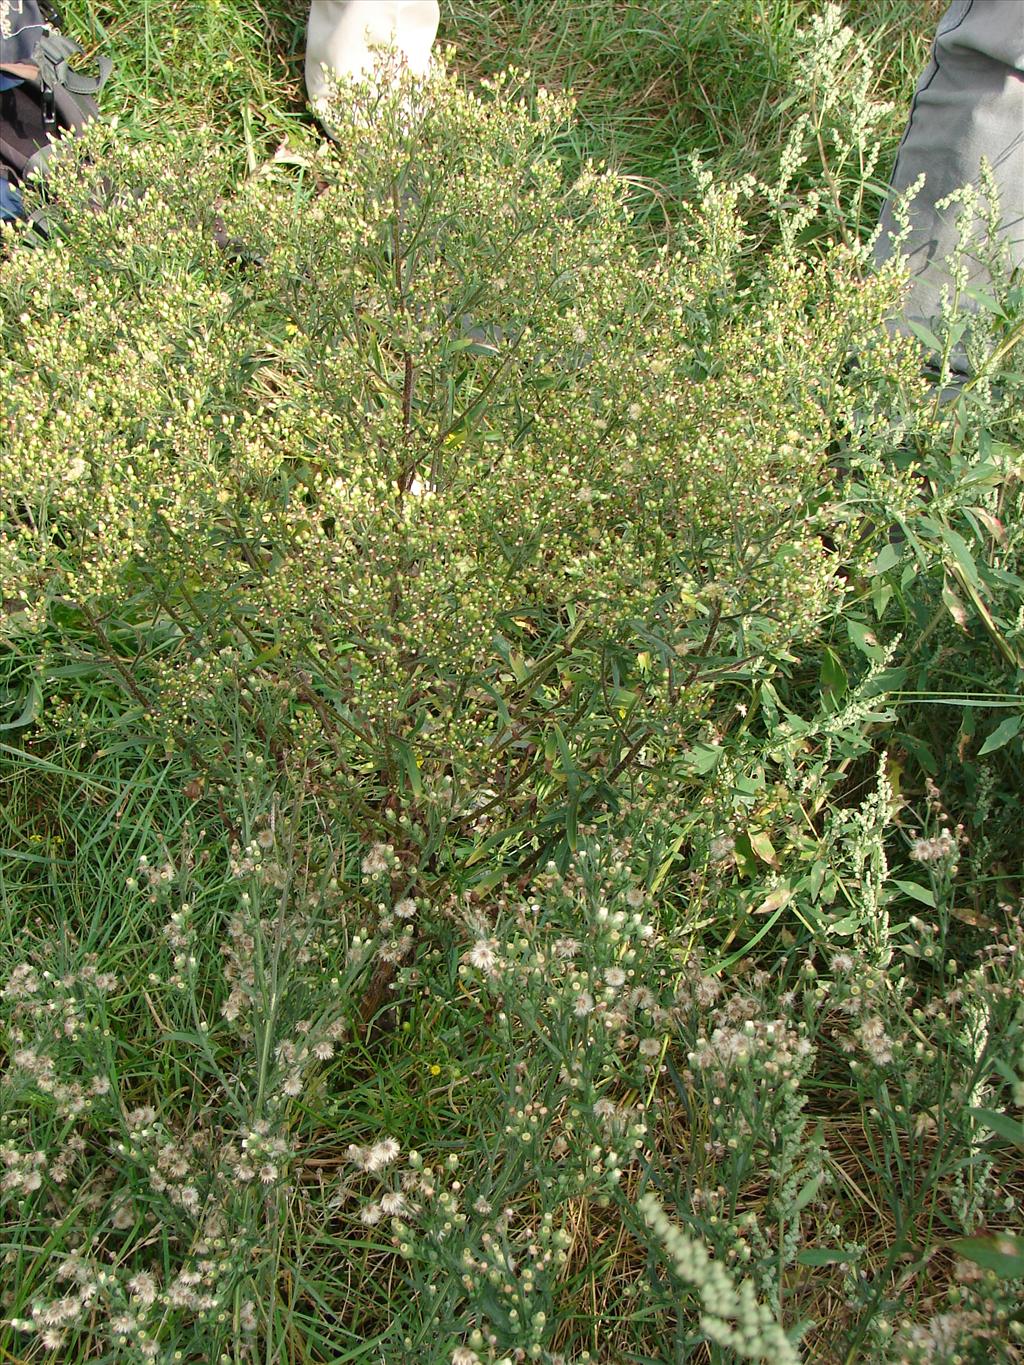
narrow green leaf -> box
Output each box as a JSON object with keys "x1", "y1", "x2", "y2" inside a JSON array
[
  {"x1": 969, "y1": 1107, "x2": 1024, "y2": 1148},
  {"x1": 748, "y1": 830, "x2": 778, "y2": 866},
  {"x1": 819, "y1": 647, "x2": 848, "y2": 701},
  {"x1": 806, "y1": 861, "x2": 826, "y2": 901},
  {"x1": 846, "y1": 618, "x2": 884, "y2": 661},
  {"x1": 565, "y1": 790, "x2": 579, "y2": 852},
  {"x1": 552, "y1": 724, "x2": 579, "y2": 852},
  {"x1": 941, "y1": 576, "x2": 970, "y2": 629},
  {"x1": 893, "y1": 879, "x2": 936, "y2": 907},
  {"x1": 871, "y1": 541, "x2": 903, "y2": 576},
  {"x1": 977, "y1": 713, "x2": 1022, "y2": 756},
  {"x1": 962, "y1": 285, "x2": 1005, "y2": 317},
  {"x1": 395, "y1": 740, "x2": 423, "y2": 799},
  {"x1": 713, "y1": 899, "x2": 789, "y2": 970},
  {"x1": 793, "y1": 1172, "x2": 823, "y2": 1213},
  {"x1": 797, "y1": 1248, "x2": 860, "y2": 1267},
  {"x1": 952, "y1": 1236, "x2": 1024, "y2": 1279},
  {"x1": 0, "y1": 680, "x2": 41, "y2": 732},
  {"x1": 827, "y1": 914, "x2": 862, "y2": 937},
  {"x1": 906, "y1": 319, "x2": 942, "y2": 354},
  {"x1": 940, "y1": 525, "x2": 983, "y2": 592}
]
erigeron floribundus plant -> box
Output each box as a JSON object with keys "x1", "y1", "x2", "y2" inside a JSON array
[
  {"x1": 0, "y1": 808, "x2": 380, "y2": 1362},
  {"x1": 0, "y1": 52, "x2": 918, "y2": 871}
]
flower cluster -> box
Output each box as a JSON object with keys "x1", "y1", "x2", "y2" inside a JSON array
[{"x1": 639, "y1": 1193, "x2": 801, "y2": 1363}]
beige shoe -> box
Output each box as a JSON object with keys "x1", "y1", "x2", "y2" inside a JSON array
[{"x1": 304, "y1": 0, "x2": 440, "y2": 129}]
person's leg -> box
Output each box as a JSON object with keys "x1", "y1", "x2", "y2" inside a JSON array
[
  {"x1": 874, "y1": 0, "x2": 1024, "y2": 366},
  {"x1": 305, "y1": 1, "x2": 441, "y2": 123}
]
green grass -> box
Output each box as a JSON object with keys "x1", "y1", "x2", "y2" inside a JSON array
[
  {"x1": 60, "y1": 0, "x2": 941, "y2": 214},
  {"x1": 444, "y1": 0, "x2": 939, "y2": 218}
]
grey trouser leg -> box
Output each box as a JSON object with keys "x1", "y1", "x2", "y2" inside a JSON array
[
  {"x1": 305, "y1": 1, "x2": 440, "y2": 120},
  {"x1": 874, "y1": 0, "x2": 1024, "y2": 366}
]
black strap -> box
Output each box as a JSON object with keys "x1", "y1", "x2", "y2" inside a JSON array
[{"x1": 33, "y1": 31, "x2": 111, "y2": 99}]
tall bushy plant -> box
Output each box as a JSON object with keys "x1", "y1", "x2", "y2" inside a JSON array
[{"x1": 0, "y1": 58, "x2": 919, "y2": 881}]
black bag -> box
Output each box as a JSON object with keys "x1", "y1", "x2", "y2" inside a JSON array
[{"x1": 1, "y1": 1, "x2": 111, "y2": 222}]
